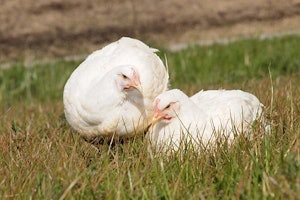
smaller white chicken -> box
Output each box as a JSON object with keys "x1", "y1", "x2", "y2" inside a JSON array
[{"x1": 147, "y1": 89, "x2": 264, "y2": 153}]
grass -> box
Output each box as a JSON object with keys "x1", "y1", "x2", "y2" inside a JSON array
[{"x1": 0, "y1": 35, "x2": 300, "y2": 199}]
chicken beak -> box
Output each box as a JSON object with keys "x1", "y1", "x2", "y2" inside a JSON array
[
  {"x1": 149, "y1": 113, "x2": 163, "y2": 126},
  {"x1": 131, "y1": 74, "x2": 142, "y2": 93},
  {"x1": 132, "y1": 82, "x2": 142, "y2": 93},
  {"x1": 145, "y1": 113, "x2": 162, "y2": 133},
  {"x1": 149, "y1": 99, "x2": 162, "y2": 126}
]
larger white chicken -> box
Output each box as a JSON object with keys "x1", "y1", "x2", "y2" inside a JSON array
[
  {"x1": 63, "y1": 37, "x2": 169, "y2": 139},
  {"x1": 148, "y1": 89, "x2": 264, "y2": 153}
]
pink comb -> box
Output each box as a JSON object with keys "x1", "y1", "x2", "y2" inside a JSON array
[{"x1": 154, "y1": 99, "x2": 160, "y2": 113}]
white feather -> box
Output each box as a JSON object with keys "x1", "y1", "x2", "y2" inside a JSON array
[
  {"x1": 63, "y1": 37, "x2": 169, "y2": 139},
  {"x1": 190, "y1": 89, "x2": 263, "y2": 134}
]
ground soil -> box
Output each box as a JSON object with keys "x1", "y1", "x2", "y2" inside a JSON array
[{"x1": 1, "y1": 0, "x2": 300, "y2": 64}]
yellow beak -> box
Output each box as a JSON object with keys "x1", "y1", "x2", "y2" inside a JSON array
[
  {"x1": 149, "y1": 113, "x2": 163, "y2": 126},
  {"x1": 130, "y1": 77, "x2": 142, "y2": 93},
  {"x1": 133, "y1": 83, "x2": 143, "y2": 93}
]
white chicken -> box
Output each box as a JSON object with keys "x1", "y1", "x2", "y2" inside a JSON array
[
  {"x1": 63, "y1": 37, "x2": 169, "y2": 139},
  {"x1": 148, "y1": 89, "x2": 264, "y2": 153}
]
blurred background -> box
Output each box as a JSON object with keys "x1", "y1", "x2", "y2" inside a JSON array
[{"x1": 1, "y1": 0, "x2": 300, "y2": 64}]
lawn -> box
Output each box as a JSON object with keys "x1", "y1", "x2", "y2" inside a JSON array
[{"x1": 0, "y1": 35, "x2": 299, "y2": 199}]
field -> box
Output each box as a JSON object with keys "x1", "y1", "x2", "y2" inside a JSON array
[
  {"x1": 2, "y1": 0, "x2": 300, "y2": 64},
  {"x1": 0, "y1": 35, "x2": 300, "y2": 199}
]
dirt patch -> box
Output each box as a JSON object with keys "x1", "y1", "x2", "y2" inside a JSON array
[{"x1": 1, "y1": 0, "x2": 300, "y2": 64}]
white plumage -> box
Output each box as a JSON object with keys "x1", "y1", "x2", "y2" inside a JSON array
[
  {"x1": 63, "y1": 37, "x2": 169, "y2": 139},
  {"x1": 190, "y1": 89, "x2": 263, "y2": 134},
  {"x1": 148, "y1": 89, "x2": 264, "y2": 153}
]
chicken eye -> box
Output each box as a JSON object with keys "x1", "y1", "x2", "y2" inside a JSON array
[
  {"x1": 164, "y1": 102, "x2": 176, "y2": 110},
  {"x1": 121, "y1": 74, "x2": 128, "y2": 79}
]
